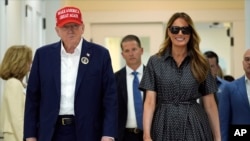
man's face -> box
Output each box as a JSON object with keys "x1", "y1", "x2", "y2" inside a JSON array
[
  {"x1": 243, "y1": 50, "x2": 250, "y2": 75},
  {"x1": 207, "y1": 57, "x2": 219, "y2": 77},
  {"x1": 55, "y1": 23, "x2": 84, "y2": 46},
  {"x1": 121, "y1": 40, "x2": 143, "y2": 67}
]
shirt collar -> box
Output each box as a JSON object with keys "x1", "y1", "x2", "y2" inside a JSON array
[
  {"x1": 245, "y1": 75, "x2": 250, "y2": 83},
  {"x1": 126, "y1": 64, "x2": 144, "y2": 75},
  {"x1": 61, "y1": 38, "x2": 83, "y2": 56},
  {"x1": 162, "y1": 47, "x2": 191, "y2": 60}
]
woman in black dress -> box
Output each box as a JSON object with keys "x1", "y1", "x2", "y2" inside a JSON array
[{"x1": 139, "y1": 12, "x2": 221, "y2": 141}]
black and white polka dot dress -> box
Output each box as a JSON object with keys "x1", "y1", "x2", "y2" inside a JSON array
[{"x1": 139, "y1": 50, "x2": 217, "y2": 141}]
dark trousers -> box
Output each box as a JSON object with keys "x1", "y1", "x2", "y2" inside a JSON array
[
  {"x1": 123, "y1": 129, "x2": 143, "y2": 141},
  {"x1": 52, "y1": 115, "x2": 76, "y2": 141}
]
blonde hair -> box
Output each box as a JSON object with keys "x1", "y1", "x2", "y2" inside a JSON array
[
  {"x1": 0, "y1": 45, "x2": 33, "y2": 81},
  {"x1": 157, "y1": 12, "x2": 209, "y2": 83}
]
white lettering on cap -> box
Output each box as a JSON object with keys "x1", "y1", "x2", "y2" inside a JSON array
[
  {"x1": 69, "y1": 14, "x2": 78, "y2": 18},
  {"x1": 57, "y1": 9, "x2": 65, "y2": 15},
  {"x1": 59, "y1": 14, "x2": 69, "y2": 20},
  {"x1": 66, "y1": 8, "x2": 79, "y2": 13},
  {"x1": 57, "y1": 8, "x2": 79, "y2": 15}
]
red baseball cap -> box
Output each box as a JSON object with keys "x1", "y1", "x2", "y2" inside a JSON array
[{"x1": 56, "y1": 6, "x2": 83, "y2": 27}]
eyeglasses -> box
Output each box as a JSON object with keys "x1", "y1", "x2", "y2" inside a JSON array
[{"x1": 169, "y1": 26, "x2": 192, "y2": 35}]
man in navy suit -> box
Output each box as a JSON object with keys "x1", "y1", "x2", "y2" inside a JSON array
[
  {"x1": 219, "y1": 49, "x2": 250, "y2": 141},
  {"x1": 203, "y1": 51, "x2": 229, "y2": 105},
  {"x1": 23, "y1": 6, "x2": 118, "y2": 141},
  {"x1": 115, "y1": 35, "x2": 144, "y2": 141}
]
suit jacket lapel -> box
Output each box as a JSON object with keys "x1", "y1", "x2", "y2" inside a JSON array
[
  {"x1": 75, "y1": 39, "x2": 92, "y2": 96},
  {"x1": 53, "y1": 42, "x2": 61, "y2": 97},
  {"x1": 120, "y1": 68, "x2": 128, "y2": 103},
  {"x1": 238, "y1": 77, "x2": 250, "y2": 108}
]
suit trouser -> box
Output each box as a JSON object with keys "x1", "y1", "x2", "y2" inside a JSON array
[
  {"x1": 52, "y1": 115, "x2": 76, "y2": 141},
  {"x1": 123, "y1": 129, "x2": 143, "y2": 141}
]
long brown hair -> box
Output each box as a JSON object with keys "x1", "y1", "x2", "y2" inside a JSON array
[
  {"x1": 0, "y1": 45, "x2": 33, "y2": 81},
  {"x1": 157, "y1": 12, "x2": 209, "y2": 83}
]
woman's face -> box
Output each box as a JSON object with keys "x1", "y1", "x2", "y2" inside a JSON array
[{"x1": 168, "y1": 18, "x2": 191, "y2": 48}]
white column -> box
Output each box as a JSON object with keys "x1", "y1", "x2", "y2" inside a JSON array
[
  {"x1": 44, "y1": 0, "x2": 62, "y2": 44},
  {"x1": 246, "y1": 0, "x2": 250, "y2": 49}
]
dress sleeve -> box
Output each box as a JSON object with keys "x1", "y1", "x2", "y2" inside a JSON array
[
  {"x1": 199, "y1": 70, "x2": 218, "y2": 96},
  {"x1": 139, "y1": 56, "x2": 157, "y2": 92}
]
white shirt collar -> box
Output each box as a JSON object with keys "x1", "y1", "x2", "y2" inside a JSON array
[
  {"x1": 245, "y1": 75, "x2": 250, "y2": 83},
  {"x1": 125, "y1": 64, "x2": 143, "y2": 75},
  {"x1": 60, "y1": 38, "x2": 83, "y2": 56}
]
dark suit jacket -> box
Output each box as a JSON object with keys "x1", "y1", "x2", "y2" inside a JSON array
[
  {"x1": 24, "y1": 39, "x2": 118, "y2": 141},
  {"x1": 115, "y1": 66, "x2": 145, "y2": 141},
  {"x1": 219, "y1": 76, "x2": 250, "y2": 141}
]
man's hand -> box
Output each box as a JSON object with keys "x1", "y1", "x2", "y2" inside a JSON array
[
  {"x1": 101, "y1": 136, "x2": 114, "y2": 141},
  {"x1": 26, "y1": 137, "x2": 37, "y2": 141}
]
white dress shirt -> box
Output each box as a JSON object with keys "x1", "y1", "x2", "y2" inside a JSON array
[
  {"x1": 59, "y1": 39, "x2": 82, "y2": 115},
  {"x1": 245, "y1": 76, "x2": 250, "y2": 106},
  {"x1": 125, "y1": 64, "x2": 143, "y2": 128}
]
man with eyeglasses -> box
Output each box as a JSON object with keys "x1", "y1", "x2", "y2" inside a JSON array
[
  {"x1": 23, "y1": 6, "x2": 118, "y2": 141},
  {"x1": 219, "y1": 49, "x2": 250, "y2": 141}
]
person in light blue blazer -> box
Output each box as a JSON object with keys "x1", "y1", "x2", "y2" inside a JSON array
[
  {"x1": 219, "y1": 49, "x2": 250, "y2": 141},
  {"x1": 23, "y1": 6, "x2": 118, "y2": 141}
]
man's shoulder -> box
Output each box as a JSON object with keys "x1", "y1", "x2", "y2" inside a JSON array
[
  {"x1": 217, "y1": 77, "x2": 229, "y2": 85},
  {"x1": 115, "y1": 67, "x2": 126, "y2": 76},
  {"x1": 222, "y1": 76, "x2": 244, "y2": 91},
  {"x1": 229, "y1": 76, "x2": 244, "y2": 85}
]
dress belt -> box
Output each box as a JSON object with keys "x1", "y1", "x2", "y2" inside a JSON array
[
  {"x1": 158, "y1": 99, "x2": 197, "y2": 105},
  {"x1": 57, "y1": 115, "x2": 75, "y2": 126},
  {"x1": 125, "y1": 128, "x2": 143, "y2": 134}
]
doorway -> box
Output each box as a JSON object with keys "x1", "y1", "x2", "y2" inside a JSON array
[
  {"x1": 91, "y1": 22, "x2": 164, "y2": 72},
  {"x1": 91, "y1": 22, "x2": 232, "y2": 75}
]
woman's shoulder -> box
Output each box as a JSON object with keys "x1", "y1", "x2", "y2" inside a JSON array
[
  {"x1": 149, "y1": 54, "x2": 164, "y2": 61},
  {"x1": 5, "y1": 78, "x2": 23, "y2": 87}
]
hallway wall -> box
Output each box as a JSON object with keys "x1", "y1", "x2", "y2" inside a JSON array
[{"x1": 58, "y1": 0, "x2": 245, "y2": 78}]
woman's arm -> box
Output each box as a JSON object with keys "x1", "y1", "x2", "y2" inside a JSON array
[
  {"x1": 143, "y1": 90, "x2": 156, "y2": 141},
  {"x1": 202, "y1": 94, "x2": 221, "y2": 141}
]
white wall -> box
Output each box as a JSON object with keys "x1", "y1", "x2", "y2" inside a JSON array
[
  {"x1": 197, "y1": 22, "x2": 232, "y2": 76},
  {"x1": 76, "y1": 9, "x2": 244, "y2": 78},
  {"x1": 246, "y1": 0, "x2": 250, "y2": 49},
  {"x1": 0, "y1": 1, "x2": 45, "y2": 139},
  {"x1": 44, "y1": 0, "x2": 61, "y2": 44},
  {"x1": 6, "y1": 0, "x2": 23, "y2": 47},
  {"x1": 0, "y1": 0, "x2": 7, "y2": 61},
  {"x1": 0, "y1": 1, "x2": 6, "y2": 139},
  {"x1": 0, "y1": 1, "x2": 246, "y2": 97}
]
